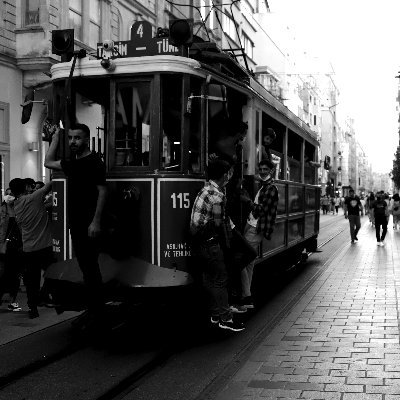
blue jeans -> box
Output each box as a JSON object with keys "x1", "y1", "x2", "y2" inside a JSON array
[
  {"x1": 348, "y1": 215, "x2": 361, "y2": 240},
  {"x1": 196, "y1": 241, "x2": 232, "y2": 321}
]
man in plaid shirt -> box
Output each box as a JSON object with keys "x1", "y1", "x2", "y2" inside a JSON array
[
  {"x1": 190, "y1": 159, "x2": 245, "y2": 332},
  {"x1": 241, "y1": 159, "x2": 279, "y2": 309}
]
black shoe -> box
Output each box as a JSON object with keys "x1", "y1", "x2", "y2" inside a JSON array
[
  {"x1": 28, "y1": 308, "x2": 39, "y2": 319},
  {"x1": 218, "y1": 319, "x2": 245, "y2": 332},
  {"x1": 354, "y1": 236, "x2": 358, "y2": 241}
]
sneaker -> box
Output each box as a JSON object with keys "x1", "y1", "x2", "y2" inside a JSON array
[
  {"x1": 381, "y1": 241, "x2": 385, "y2": 246},
  {"x1": 241, "y1": 296, "x2": 255, "y2": 309},
  {"x1": 218, "y1": 319, "x2": 245, "y2": 332},
  {"x1": 229, "y1": 305, "x2": 247, "y2": 313},
  {"x1": 8, "y1": 303, "x2": 22, "y2": 312},
  {"x1": 28, "y1": 308, "x2": 39, "y2": 319},
  {"x1": 210, "y1": 316, "x2": 219, "y2": 325},
  {"x1": 377, "y1": 242, "x2": 382, "y2": 246}
]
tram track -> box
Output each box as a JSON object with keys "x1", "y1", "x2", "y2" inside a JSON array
[{"x1": 0, "y1": 220, "x2": 347, "y2": 400}]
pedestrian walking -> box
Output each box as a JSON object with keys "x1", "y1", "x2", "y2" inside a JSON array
[
  {"x1": 330, "y1": 196, "x2": 335, "y2": 214},
  {"x1": 334, "y1": 196, "x2": 341, "y2": 215},
  {"x1": 45, "y1": 124, "x2": 107, "y2": 329},
  {"x1": 365, "y1": 192, "x2": 375, "y2": 226},
  {"x1": 371, "y1": 191, "x2": 389, "y2": 246},
  {"x1": 390, "y1": 193, "x2": 400, "y2": 230},
  {"x1": 190, "y1": 158, "x2": 245, "y2": 332},
  {"x1": 321, "y1": 195, "x2": 329, "y2": 214},
  {"x1": 0, "y1": 188, "x2": 23, "y2": 312},
  {"x1": 343, "y1": 188, "x2": 363, "y2": 244},
  {"x1": 240, "y1": 159, "x2": 278, "y2": 309},
  {"x1": 9, "y1": 178, "x2": 54, "y2": 318}
]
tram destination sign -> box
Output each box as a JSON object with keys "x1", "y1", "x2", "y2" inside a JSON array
[{"x1": 97, "y1": 21, "x2": 179, "y2": 59}]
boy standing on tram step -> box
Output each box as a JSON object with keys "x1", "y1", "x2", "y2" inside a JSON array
[
  {"x1": 45, "y1": 124, "x2": 107, "y2": 329},
  {"x1": 240, "y1": 159, "x2": 279, "y2": 310},
  {"x1": 344, "y1": 188, "x2": 364, "y2": 244},
  {"x1": 190, "y1": 159, "x2": 245, "y2": 332},
  {"x1": 371, "y1": 191, "x2": 389, "y2": 246},
  {"x1": 9, "y1": 178, "x2": 54, "y2": 319}
]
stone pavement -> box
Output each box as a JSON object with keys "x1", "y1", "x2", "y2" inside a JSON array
[
  {"x1": 0, "y1": 287, "x2": 79, "y2": 346},
  {"x1": 217, "y1": 218, "x2": 400, "y2": 400}
]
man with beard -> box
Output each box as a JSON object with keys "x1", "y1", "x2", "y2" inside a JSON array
[
  {"x1": 240, "y1": 159, "x2": 279, "y2": 309},
  {"x1": 45, "y1": 124, "x2": 107, "y2": 329}
]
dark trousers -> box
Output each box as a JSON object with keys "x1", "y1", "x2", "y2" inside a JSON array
[
  {"x1": 193, "y1": 241, "x2": 232, "y2": 321},
  {"x1": 348, "y1": 215, "x2": 361, "y2": 240},
  {"x1": 375, "y1": 216, "x2": 388, "y2": 242},
  {"x1": 0, "y1": 247, "x2": 23, "y2": 300},
  {"x1": 23, "y1": 247, "x2": 53, "y2": 309},
  {"x1": 70, "y1": 226, "x2": 104, "y2": 315}
]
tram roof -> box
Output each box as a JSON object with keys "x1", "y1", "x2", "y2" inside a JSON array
[
  {"x1": 50, "y1": 55, "x2": 206, "y2": 81},
  {"x1": 51, "y1": 54, "x2": 319, "y2": 146}
]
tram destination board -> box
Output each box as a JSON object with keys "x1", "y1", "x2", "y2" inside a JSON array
[{"x1": 97, "y1": 21, "x2": 179, "y2": 59}]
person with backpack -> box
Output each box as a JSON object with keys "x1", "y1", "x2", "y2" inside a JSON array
[{"x1": 390, "y1": 193, "x2": 400, "y2": 230}]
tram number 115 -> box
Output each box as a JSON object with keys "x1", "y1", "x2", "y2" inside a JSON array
[{"x1": 171, "y1": 193, "x2": 190, "y2": 209}]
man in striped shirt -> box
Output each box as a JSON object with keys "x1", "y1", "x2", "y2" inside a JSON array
[{"x1": 190, "y1": 159, "x2": 245, "y2": 332}]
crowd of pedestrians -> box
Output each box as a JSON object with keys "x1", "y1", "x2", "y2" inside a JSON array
[{"x1": 325, "y1": 188, "x2": 399, "y2": 247}]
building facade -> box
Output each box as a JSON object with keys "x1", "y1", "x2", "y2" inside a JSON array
[{"x1": 0, "y1": 0, "x2": 376, "y2": 199}]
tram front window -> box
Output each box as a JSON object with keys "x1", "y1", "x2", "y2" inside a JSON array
[
  {"x1": 115, "y1": 81, "x2": 151, "y2": 167},
  {"x1": 161, "y1": 75, "x2": 182, "y2": 171}
]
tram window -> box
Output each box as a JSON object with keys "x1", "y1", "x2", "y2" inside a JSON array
[
  {"x1": 287, "y1": 130, "x2": 302, "y2": 182},
  {"x1": 304, "y1": 141, "x2": 317, "y2": 184},
  {"x1": 208, "y1": 85, "x2": 247, "y2": 162},
  {"x1": 161, "y1": 75, "x2": 182, "y2": 171},
  {"x1": 115, "y1": 81, "x2": 151, "y2": 167},
  {"x1": 187, "y1": 77, "x2": 202, "y2": 173}
]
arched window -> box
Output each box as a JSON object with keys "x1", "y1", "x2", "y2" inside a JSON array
[{"x1": 111, "y1": 6, "x2": 121, "y2": 41}]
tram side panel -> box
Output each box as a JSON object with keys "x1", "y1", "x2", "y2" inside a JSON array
[
  {"x1": 47, "y1": 177, "x2": 205, "y2": 289},
  {"x1": 243, "y1": 176, "x2": 319, "y2": 266}
]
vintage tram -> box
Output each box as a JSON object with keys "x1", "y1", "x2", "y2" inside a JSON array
[{"x1": 45, "y1": 21, "x2": 320, "y2": 308}]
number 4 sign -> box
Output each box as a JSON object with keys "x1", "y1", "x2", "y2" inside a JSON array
[{"x1": 130, "y1": 21, "x2": 152, "y2": 42}]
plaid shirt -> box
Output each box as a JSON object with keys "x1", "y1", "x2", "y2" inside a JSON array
[
  {"x1": 190, "y1": 181, "x2": 233, "y2": 247},
  {"x1": 251, "y1": 180, "x2": 279, "y2": 237}
]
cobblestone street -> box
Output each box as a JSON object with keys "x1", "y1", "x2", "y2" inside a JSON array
[{"x1": 217, "y1": 219, "x2": 400, "y2": 400}]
